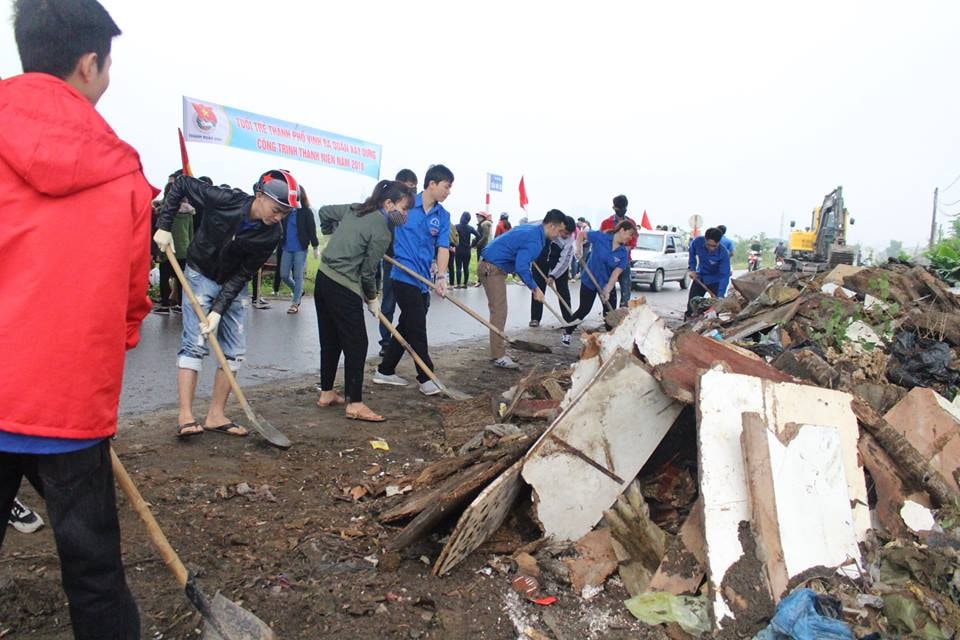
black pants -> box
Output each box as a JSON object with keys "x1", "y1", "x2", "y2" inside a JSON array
[
  {"x1": 565, "y1": 283, "x2": 609, "y2": 335},
  {"x1": 158, "y1": 258, "x2": 182, "y2": 306},
  {"x1": 447, "y1": 251, "x2": 455, "y2": 284},
  {"x1": 454, "y1": 250, "x2": 471, "y2": 285},
  {"x1": 0, "y1": 440, "x2": 140, "y2": 640},
  {"x1": 685, "y1": 279, "x2": 710, "y2": 319},
  {"x1": 315, "y1": 272, "x2": 367, "y2": 402},
  {"x1": 531, "y1": 267, "x2": 572, "y2": 323},
  {"x1": 378, "y1": 280, "x2": 433, "y2": 384}
]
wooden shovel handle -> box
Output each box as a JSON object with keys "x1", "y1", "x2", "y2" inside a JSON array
[
  {"x1": 383, "y1": 255, "x2": 511, "y2": 341},
  {"x1": 580, "y1": 261, "x2": 615, "y2": 313},
  {"x1": 532, "y1": 262, "x2": 575, "y2": 316},
  {"x1": 110, "y1": 447, "x2": 189, "y2": 586},
  {"x1": 372, "y1": 306, "x2": 447, "y2": 393}
]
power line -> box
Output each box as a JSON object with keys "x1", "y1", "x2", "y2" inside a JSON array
[
  {"x1": 940, "y1": 196, "x2": 960, "y2": 208},
  {"x1": 943, "y1": 170, "x2": 960, "y2": 193}
]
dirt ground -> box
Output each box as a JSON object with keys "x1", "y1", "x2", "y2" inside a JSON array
[{"x1": 0, "y1": 330, "x2": 666, "y2": 639}]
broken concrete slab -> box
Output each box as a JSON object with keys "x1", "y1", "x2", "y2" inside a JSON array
[
  {"x1": 740, "y1": 413, "x2": 862, "y2": 603},
  {"x1": 823, "y1": 263, "x2": 864, "y2": 286},
  {"x1": 563, "y1": 529, "x2": 619, "y2": 596},
  {"x1": 655, "y1": 332, "x2": 794, "y2": 404},
  {"x1": 884, "y1": 387, "x2": 960, "y2": 495},
  {"x1": 648, "y1": 498, "x2": 706, "y2": 597},
  {"x1": 522, "y1": 348, "x2": 683, "y2": 542},
  {"x1": 696, "y1": 368, "x2": 869, "y2": 627}
]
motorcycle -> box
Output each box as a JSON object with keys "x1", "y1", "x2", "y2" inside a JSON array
[{"x1": 747, "y1": 250, "x2": 761, "y2": 272}]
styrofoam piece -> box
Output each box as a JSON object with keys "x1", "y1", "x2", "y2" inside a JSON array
[{"x1": 900, "y1": 500, "x2": 936, "y2": 533}]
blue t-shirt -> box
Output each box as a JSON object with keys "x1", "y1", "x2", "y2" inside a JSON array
[
  {"x1": 390, "y1": 193, "x2": 451, "y2": 293},
  {"x1": 720, "y1": 236, "x2": 735, "y2": 255},
  {"x1": 0, "y1": 431, "x2": 103, "y2": 454},
  {"x1": 688, "y1": 236, "x2": 731, "y2": 282},
  {"x1": 581, "y1": 231, "x2": 629, "y2": 291},
  {"x1": 283, "y1": 210, "x2": 300, "y2": 252},
  {"x1": 480, "y1": 224, "x2": 546, "y2": 290}
]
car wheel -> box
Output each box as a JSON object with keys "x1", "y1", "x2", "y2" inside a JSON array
[
  {"x1": 679, "y1": 272, "x2": 689, "y2": 289},
  {"x1": 650, "y1": 270, "x2": 664, "y2": 292}
]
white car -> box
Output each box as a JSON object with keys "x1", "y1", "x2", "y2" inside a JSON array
[{"x1": 629, "y1": 230, "x2": 690, "y2": 291}]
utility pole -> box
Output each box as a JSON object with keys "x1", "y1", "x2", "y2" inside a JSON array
[{"x1": 929, "y1": 187, "x2": 939, "y2": 250}]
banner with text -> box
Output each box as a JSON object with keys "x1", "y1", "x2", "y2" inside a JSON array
[{"x1": 182, "y1": 96, "x2": 381, "y2": 179}]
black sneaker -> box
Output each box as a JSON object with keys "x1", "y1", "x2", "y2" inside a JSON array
[
  {"x1": 170, "y1": 305, "x2": 182, "y2": 314},
  {"x1": 8, "y1": 498, "x2": 44, "y2": 533},
  {"x1": 153, "y1": 305, "x2": 171, "y2": 315}
]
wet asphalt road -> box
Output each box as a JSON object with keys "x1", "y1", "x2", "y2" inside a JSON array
[{"x1": 119, "y1": 280, "x2": 690, "y2": 414}]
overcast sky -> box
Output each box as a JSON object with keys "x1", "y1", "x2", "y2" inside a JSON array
[{"x1": 3, "y1": 1, "x2": 959, "y2": 250}]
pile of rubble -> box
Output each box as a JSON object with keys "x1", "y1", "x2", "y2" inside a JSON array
[{"x1": 374, "y1": 262, "x2": 960, "y2": 639}]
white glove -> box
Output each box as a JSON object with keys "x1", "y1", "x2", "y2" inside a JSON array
[
  {"x1": 200, "y1": 311, "x2": 221, "y2": 337},
  {"x1": 366, "y1": 298, "x2": 380, "y2": 315},
  {"x1": 313, "y1": 247, "x2": 321, "y2": 260},
  {"x1": 153, "y1": 229, "x2": 174, "y2": 253}
]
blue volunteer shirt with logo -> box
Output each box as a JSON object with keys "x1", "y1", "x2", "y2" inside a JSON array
[
  {"x1": 581, "y1": 230, "x2": 630, "y2": 291},
  {"x1": 480, "y1": 223, "x2": 546, "y2": 290},
  {"x1": 390, "y1": 193, "x2": 451, "y2": 293}
]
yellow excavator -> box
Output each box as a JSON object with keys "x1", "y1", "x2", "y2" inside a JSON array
[{"x1": 784, "y1": 186, "x2": 857, "y2": 272}]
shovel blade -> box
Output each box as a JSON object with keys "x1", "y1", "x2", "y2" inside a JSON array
[
  {"x1": 510, "y1": 339, "x2": 552, "y2": 354},
  {"x1": 200, "y1": 592, "x2": 275, "y2": 640},
  {"x1": 241, "y1": 405, "x2": 292, "y2": 449},
  {"x1": 441, "y1": 386, "x2": 472, "y2": 401}
]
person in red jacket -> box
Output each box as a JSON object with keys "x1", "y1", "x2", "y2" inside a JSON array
[
  {"x1": 0, "y1": 1, "x2": 153, "y2": 637},
  {"x1": 599, "y1": 194, "x2": 637, "y2": 309}
]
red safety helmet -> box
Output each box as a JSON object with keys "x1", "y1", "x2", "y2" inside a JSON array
[{"x1": 255, "y1": 169, "x2": 301, "y2": 209}]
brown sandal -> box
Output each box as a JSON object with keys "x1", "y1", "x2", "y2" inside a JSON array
[
  {"x1": 345, "y1": 408, "x2": 386, "y2": 423},
  {"x1": 287, "y1": 304, "x2": 299, "y2": 314}
]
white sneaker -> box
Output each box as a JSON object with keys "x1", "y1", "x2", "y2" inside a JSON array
[
  {"x1": 561, "y1": 334, "x2": 572, "y2": 347},
  {"x1": 8, "y1": 498, "x2": 44, "y2": 533},
  {"x1": 372, "y1": 371, "x2": 409, "y2": 386},
  {"x1": 493, "y1": 356, "x2": 520, "y2": 370},
  {"x1": 419, "y1": 380, "x2": 442, "y2": 396}
]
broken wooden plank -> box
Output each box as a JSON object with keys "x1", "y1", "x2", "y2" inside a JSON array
[
  {"x1": 852, "y1": 396, "x2": 960, "y2": 507},
  {"x1": 605, "y1": 481, "x2": 668, "y2": 596},
  {"x1": 858, "y1": 430, "x2": 930, "y2": 539},
  {"x1": 884, "y1": 387, "x2": 960, "y2": 495},
  {"x1": 655, "y1": 332, "x2": 794, "y2": 404},
  {"x1": 414, "y1": 449, "x2": 484, "y2": 489},
  {"x1": 521, "y1": 348, "x2": 683, "y2": 542},
  {"x1": 432, "y1": 459, "x2": 524, "y2": 576},
  {"x1": 696, "y1": 368, "x2": 869, "y2": 628}
]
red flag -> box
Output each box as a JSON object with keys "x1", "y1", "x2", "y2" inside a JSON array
[
  {"x1": 640, "y1": 209, "x2": 653, "y2": 230},
  {"x1": 519, "y1": 176, "x2": 529, "y2": 210},
  {"x1": 178, "y1": 128, "x2": 193, "y2": 177}
]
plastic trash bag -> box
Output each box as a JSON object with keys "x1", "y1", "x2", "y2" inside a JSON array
[
  {"x1": 624, "y1": 592, "x2": 711, "y2": 636},
  {"x1": 752, "y1": 588, "x2": 854, "y2": 640}
]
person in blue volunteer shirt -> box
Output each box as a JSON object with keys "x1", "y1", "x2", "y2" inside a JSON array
[
  {"x1": 685, "y1": 226, "x2": 731, "y2": 318},
  {"x1": 478, "y1": 209, "x2": 568, "y2": 368},
  {"x1": 373, "y1": 165, "x2": 453, "y2": 396},
  {"x1": 563, "y1": 220, "x2": 639, "y2": 345}
]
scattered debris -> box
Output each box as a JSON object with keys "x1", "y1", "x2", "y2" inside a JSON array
[{"x1": 369, "y1": 438, "x2": 390, "y2": 451}]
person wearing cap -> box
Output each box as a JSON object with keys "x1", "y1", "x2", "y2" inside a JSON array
[
  {"x1": 154, "y1": 169, "x2": 300, "y2": 438},
  {"x1": 495, "y1": 212, "x2": 512, "y2": 237}
]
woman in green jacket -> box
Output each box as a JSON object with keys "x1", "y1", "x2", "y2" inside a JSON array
[{"x1": 315, "y1": 180, "x2": 414, "y2": 422}]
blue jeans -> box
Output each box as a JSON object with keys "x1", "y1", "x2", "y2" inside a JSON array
[
  {"x1": 279, "y1": 249, "x2": 307, "y2": 304},
  {"x1": 178, "y1": 266, "x2": 248, "y2": 372}
]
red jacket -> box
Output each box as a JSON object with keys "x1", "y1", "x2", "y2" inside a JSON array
[
  {"x1": 0, "y1": 74, "x2": 155, "y2": 440},
  {"x1": 600, "y1": 214, "x2": 638, "y2": 249}
]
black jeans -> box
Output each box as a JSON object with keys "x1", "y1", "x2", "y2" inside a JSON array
[
  {"x1": 685, "y1": 279, "x2": 710, "y2": 319},
  {"x1": 454, "y1": 250, "x2": 471, "y2": 286},
  {"x1": 378, "y1": 281, "x2": 433, "y2": 384},
  {"x1": 158, "y1": 258, "x2": 182, "y2": 306},
  {"x1": 0, "y1": 440, "x2": 140, "y2": 639},
  {"x1": 315, "y1": 272, "x2": 367, "y2": 402},
  {"x1": 565, "y1": 283, "x2": 609, "y2": 335},
  {"x1": 531, "y1": 266, "x2": 572, "y2": 323}
]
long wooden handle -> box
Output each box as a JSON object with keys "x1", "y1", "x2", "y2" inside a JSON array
[
  {"x1": 164, "y1": 246, "x2": 255, "y2": 417},
  {"x1": 384, "y1": 255, "x2": 512, "y2": 341},
  {"x1": 373, "y1": 306, "x2": 447, "y2": 393},
  {"x1": 580, "y1": 261, "x2": 616, "y2": 313},
  {"x1": 110, "y1": 447, "x2": 189, "y2": 586},
  {"x1": 532, "y1": 262, "x2": 575, "y2": 316}
]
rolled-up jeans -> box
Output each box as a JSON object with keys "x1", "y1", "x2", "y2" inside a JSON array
[
  {"x1": 177, "y1": 266, "x2": 247, "y2": 372},
  {"x1": 279, "y1": 249, "x2": 307, "y2": 304}
]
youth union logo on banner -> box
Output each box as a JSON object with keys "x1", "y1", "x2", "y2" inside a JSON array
[{"x1": 192, "y1": 103, "x2": 218, "y2": 131}]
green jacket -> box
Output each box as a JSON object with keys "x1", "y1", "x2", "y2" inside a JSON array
[
  {"x1": 317, "y1": 203, "x2": 391, "y2": 300},
  {"x1": 161, "y1": 211, "x2": 194, "y2": 261}
]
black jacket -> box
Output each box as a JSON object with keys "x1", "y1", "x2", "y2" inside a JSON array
[
  {"x1": 281, "y1": 206, "x2": 319, "y2": 252},
  {"x1": 157, "y1": 175, "x2": 281, "y2": 315}
]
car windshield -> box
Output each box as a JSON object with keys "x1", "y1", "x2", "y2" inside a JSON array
[{"x1": 635, "y1": 234, "x2": 664, "y2": 251}]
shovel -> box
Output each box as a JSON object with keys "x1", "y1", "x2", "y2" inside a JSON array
[
  {"x1": 369, "y1": 302, "x2": 471, "y2": 400},
  {"x1": 164, "y1": 246, "x2": 291, "y2": 449},
  {"x1": 579, "y1": 261, "x2": 631, "y2": 329},
  {"x1": 110, "y1": 447, "x2": 275, "y2": 639},
  {"x1": 532, "y1": 262, "x2": 575, "y2": 317},
  {"x1": 384, "y1": 256, "x2": 553, "y2": 353}
]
